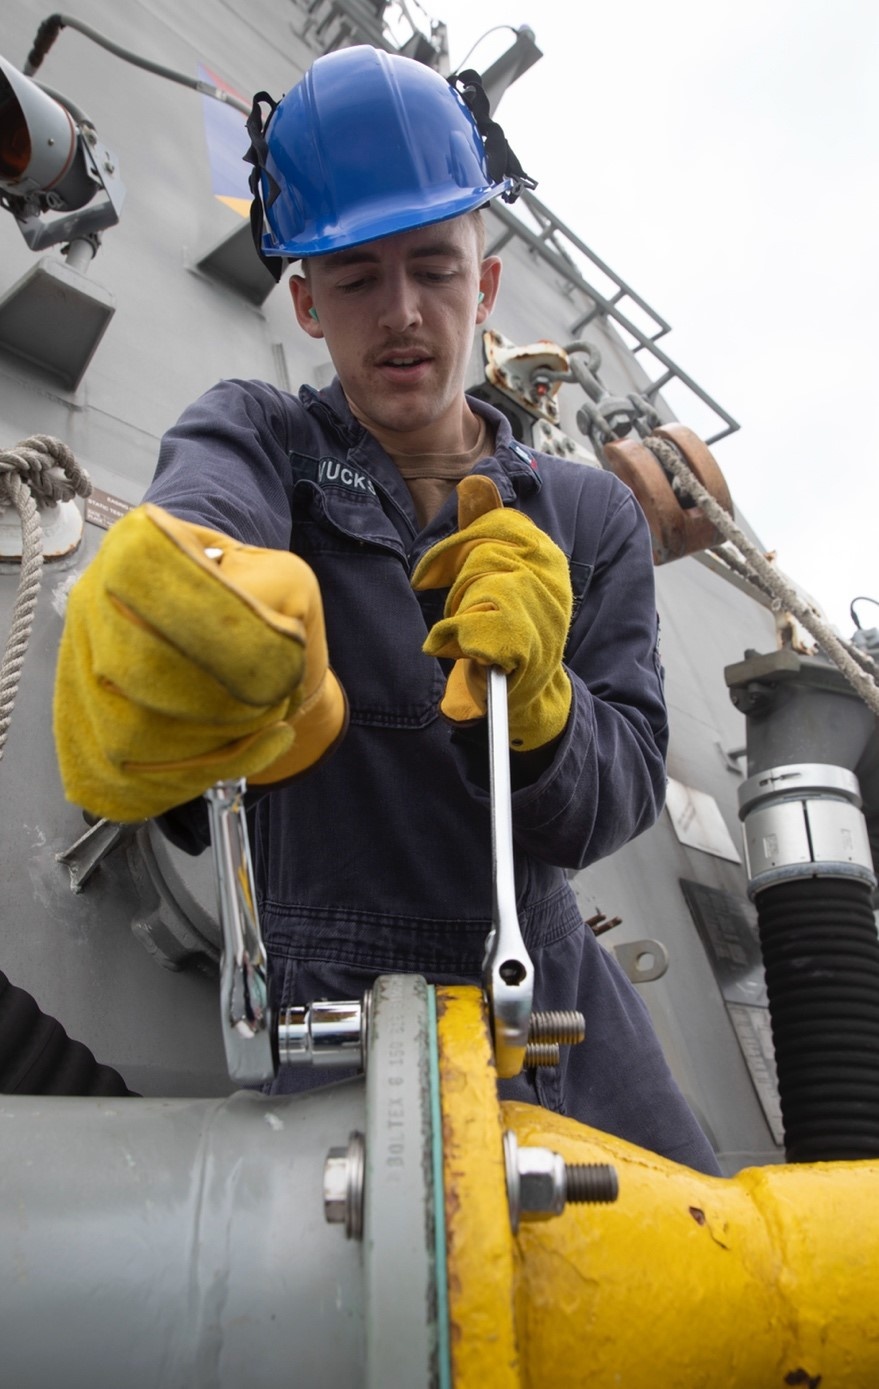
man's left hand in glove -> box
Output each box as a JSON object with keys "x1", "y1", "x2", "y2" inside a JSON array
[{"x1": 411, "y1": 475, "x2": 573, "y2": 751}]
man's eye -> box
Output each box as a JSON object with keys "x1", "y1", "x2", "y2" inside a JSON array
[{"x1": 337, "y1": 278, "x2": 369, "y2": 293}]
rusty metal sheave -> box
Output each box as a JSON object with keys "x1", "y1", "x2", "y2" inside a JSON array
[{"x1": 604, "y1": 422, "x2": 734, "y2": 564}]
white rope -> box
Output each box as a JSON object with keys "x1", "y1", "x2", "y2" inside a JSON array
[
  {"x1": 0, "y1": 436, "x2": 92, "y2": 761},
  {"x1": 645, "y1": 434, "x2": 879, "y2": 720}
]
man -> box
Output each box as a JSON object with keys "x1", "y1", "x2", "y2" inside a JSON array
[{"x1": 54, "y1": 46, "x2": 718, "y2": 1174}]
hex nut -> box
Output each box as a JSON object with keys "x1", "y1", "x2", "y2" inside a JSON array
[
  {"x1": 323, "y1": 1146, "x2": 349, "y2": 1225},
  {"x1": 517, "y1": 1146, "x2": 567, "y2": 1221}
]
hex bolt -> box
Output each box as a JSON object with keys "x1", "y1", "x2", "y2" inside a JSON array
[
  {"x1": 504, "y1": 1131, "x2": 618, "y2": 1233},
  {"x1": 323, "y1": 1131, "x2": 365, "y2": 1239},
  {"x1": 528, "y1": 1010, "x2": 586, "y2": 1046}
]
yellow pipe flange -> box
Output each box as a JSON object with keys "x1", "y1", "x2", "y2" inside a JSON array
[{"x1": 435, "y1": 985, "x2": 521, "y2": 1388}]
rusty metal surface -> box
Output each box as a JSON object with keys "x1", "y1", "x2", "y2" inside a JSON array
[
  {"x1": 482, "y1": 327, "x2": 569, "y2": 423},
  {"x1": 604, "y1": 426, "x2": 734, "y2": 563}
]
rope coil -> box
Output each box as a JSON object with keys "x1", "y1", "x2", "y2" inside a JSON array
[{"x1": 0, "y1": 436, "x2": 91, "y2": 761}]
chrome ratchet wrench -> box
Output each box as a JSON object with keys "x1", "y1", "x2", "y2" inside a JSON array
[
  {"x1": 482, "y1": 666, "x2": 535, "y2": 1078},
  {"x1": 204, "y1": 668, "x2": 533, "y2": 1083},
  {"x1": 205, "y1": 777, "x2": 275, "y2": 1086},
  {"x1": 201, "y1": 541, "x2": 275, "y2": 1086}
]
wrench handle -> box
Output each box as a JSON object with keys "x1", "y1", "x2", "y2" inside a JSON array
[
  {"x1": 205, "y1": 778, "x2": 275, "y2": 1086},
  {"x1": 483, "y1": 667, "x2": 534, "y2": 1078}
]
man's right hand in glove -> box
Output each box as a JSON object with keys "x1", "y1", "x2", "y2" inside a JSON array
[{"x1": 53, "y1": 504, "x2": 347, "y2": 822}]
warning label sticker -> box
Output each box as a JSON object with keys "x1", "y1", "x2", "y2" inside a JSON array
[{"x1": 86, "y1": 488, "x2": 135, "y2": 531}]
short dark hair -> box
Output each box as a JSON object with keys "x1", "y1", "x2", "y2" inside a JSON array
[{"x1": 471, "y1": 207, "x2": 486, "y2": 257}]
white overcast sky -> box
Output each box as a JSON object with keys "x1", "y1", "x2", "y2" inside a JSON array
[{"x1": 419, "y1": 0, "x2": 878, "y2": 636}]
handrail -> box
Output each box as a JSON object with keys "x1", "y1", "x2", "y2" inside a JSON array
[{"x1": 487, "y1": 191, "x2": 740, "y2": 445}]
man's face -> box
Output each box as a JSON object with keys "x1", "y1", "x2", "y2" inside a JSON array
[{"x1": 290, "y1": 215, "x2": 501, "y2": 447}]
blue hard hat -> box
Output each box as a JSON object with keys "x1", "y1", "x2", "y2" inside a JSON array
[{"x1": 245, "y1": 46, "x2": 534, "y2": 271}]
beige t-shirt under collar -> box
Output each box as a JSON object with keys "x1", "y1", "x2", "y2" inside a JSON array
[{"x1": 349, "y1": 405, "x2": 494, "y2": 528}]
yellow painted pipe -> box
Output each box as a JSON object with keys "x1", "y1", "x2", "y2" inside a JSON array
[{"x1": 436, "y1": 986, "x2": 879, "y2": 1389}]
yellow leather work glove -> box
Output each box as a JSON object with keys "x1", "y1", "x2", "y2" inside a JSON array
[
  {"x1": 411, "y1": 475, "x2": 573, "y2": 750},
  {"x1": 54, "y1": 504, "x2": 347, "y2": 822}
]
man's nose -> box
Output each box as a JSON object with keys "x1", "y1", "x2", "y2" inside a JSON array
[{"x1": 378, "y1": 274, "x2": 422, "y2": 333}]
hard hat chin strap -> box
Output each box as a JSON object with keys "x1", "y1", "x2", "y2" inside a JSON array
[
  {"x1": 245, "y1": 91, "x2": 286, "y2": 283},
  {"x1": 447, "y1": 70, "x2": 536, "y2": 204}
]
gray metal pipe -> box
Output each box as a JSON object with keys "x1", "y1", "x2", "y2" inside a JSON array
[{"x1": 0, "y1": 1087, "x2": 366, "y2": 1389}]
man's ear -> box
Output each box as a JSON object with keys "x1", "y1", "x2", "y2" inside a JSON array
[
  {"x1": 476, "y1": 256, "x2": 502, "y2": 323},
  {"x1": 290, "y1": 275, "x2": 324, "y2": 338}
]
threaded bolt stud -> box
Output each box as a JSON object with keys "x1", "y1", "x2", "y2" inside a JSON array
[
  {"x1": 528, "y1": 1010, "x2": 586, "y2": 1046},
  {"x1": 523, "y1": 1042, "x2": 561, "y2": 1068},
  {"x1": 564, "y1": 1163, "x2": 619, "y2": 1204}
]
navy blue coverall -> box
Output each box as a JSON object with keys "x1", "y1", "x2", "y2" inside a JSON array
[{"x1": 147, "y1": 376, "x2": 719, "y2": 1174}]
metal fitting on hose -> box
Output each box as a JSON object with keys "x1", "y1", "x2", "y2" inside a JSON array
[{"x1": 737, "y1": 762, "x2": 876, "y2": 899}]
